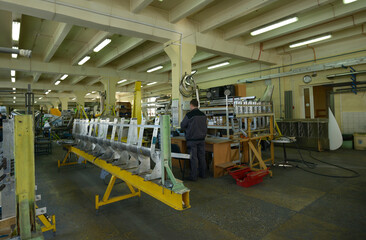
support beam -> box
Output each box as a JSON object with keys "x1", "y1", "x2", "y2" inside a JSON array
[
  {"x1": 199, "y1": 0, "x2": 274, "y2": 33},
  {"x1": 263, "y1": 12, "x2": 366, "y2": 50},
  {"x1": 130, "y1": 0, "x2": 153, "y2": 13},
  {"x1": 117, "y1": 43, "x2": 164, "y2": 70},
  {"x1": 95, "y1": 37, "x2": 145, "y2": 67},
  {"x1": 157, "y1": 51, "x2": 216, "y2": 73},
  {"x1": 0, "y1": 57, "x2": 169, "y2": 83},
  {"x1": 87, "y1": 77, "x2": 101, "y2": 86},
  {"x1": 244, "y1": 0, "x2": 366, "y2": 45},
  {"x1": 224, "y1": 0, "x2": 332, "y2": 40},
  {"x1": 0, "y1": 78, "x2": 103, "y2": 92},
  {"x1": 70, "y1": 76, "x2": 86, "y2": 85},
  {"x1": 170, "y1": 0, "x2": 214, "y2": 23},
  {"x1": 71, "y1": 31, "x2": 110, "y2": 65},
  {"x1": 0, "y1": 0, "x2": 280, "y2": 64},
  {"x1": 74, "y1": 90, "x2": 88, "y2": 107},
  {"x1": 33, "y1": 72, "x2": 41, "y2": 82},
  {"x1": 43, "y1": 23, "x2": 72, "y2": 62}
]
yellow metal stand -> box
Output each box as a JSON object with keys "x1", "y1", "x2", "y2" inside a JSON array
[
  {"x1": 60, "y1": 146, "x2": 190, "y2": 211},
  {"x1": 58, "y1": 146, "x2": 86, "y2": 168},
  {"x1": 132, "y1": 81, "x2": 142, "y2": 124},
  {"x1": 36, "y1": 205, "x2": 56, "y2": 234},
  {"x1": 95, "y1": 175, "x2": 141, "y2": 210}
]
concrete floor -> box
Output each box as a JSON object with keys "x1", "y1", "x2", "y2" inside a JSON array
[{"x1": 36, "y1": 145, "x2": 366, "y2": 240}]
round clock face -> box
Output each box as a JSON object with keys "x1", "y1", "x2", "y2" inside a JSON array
[{"x1": 303, "y1": 75, "x2": 312, "y2": 84}]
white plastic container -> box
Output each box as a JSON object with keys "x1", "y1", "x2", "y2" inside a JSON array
[{"x1": 354, "y1": 133, "x2": 366, "y2": 150}]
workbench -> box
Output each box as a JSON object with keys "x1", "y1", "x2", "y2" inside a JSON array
[{"x1": 171, "y1": 136, "x2": 232, "y2": 178}]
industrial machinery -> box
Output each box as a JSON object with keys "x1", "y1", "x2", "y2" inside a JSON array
[{"x1": 58, "y1": 115, "x2": 191, "y2": 211}]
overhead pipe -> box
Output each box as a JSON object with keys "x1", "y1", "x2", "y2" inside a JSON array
[{"x1": 0, "y1": 47, "x2": 32, "y2": 58}]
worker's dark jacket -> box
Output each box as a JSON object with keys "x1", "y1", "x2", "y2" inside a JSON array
[{"x1": 180, "y1": 108, "x2": 207, "y2": 141}]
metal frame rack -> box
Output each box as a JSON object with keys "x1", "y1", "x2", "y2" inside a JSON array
[{"x1": 59, "y1": 115, "x2": 191, "y2": 211}]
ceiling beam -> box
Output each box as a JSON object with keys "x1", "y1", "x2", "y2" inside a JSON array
[
  {"x1": 277, "y1": 23, "x2": 366, "y2": 53},
  {"x1": 95, "y1": 37, "x2": 145, "y2": 67},
  {"x1": 86, "y1": 77, "x2": 101, "y2": 86},
  {"x1": 263, "y1": 12, "x2": 366, "y2": 50},
  {"x1": 130, "y1": 0, "x2": 153, "y2": 13},
  {"x1": 71, "y1": 31, "x2": 110, "y2": 65},
  {"x1": 244, "y1": 0, "x2": 366, "y2": 45},
  {"x1": 33, "y1": 72, "x2": 41, "y2": 82},
  {"x1": 0, "y1": 57, "x2": 169, "y2": 83},
  {"x1": 199, "y1": 0, "x2": 274, "y2": 33},
  {"x1": 117, "y1": 43, "x2": 164, "y2": 70},
  {"x1": 0, "y1": 0, "x2": 280, "y2": 64},
  {"x1": 170, "y1": 0, "x2": 214, "y2": 23},
  {"x1": 157, "y1": 51, "x2": 216, "y2": 73},
  {"x1": 70, "y1": 76, "x2": 86, "y2": 85},
  {"x1": 43, "y1": 23, "x2": 72, "y2": 62},
  {"x1": 224, "y1": 0, "x2": 332, "y2": 40},
  {"x1": 0, "y1": 78, "x2": 103, "y2": 92}
]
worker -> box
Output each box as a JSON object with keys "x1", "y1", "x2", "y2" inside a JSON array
[{"x1": 180, "y1": 99, "x2": 207, "y2": 181}]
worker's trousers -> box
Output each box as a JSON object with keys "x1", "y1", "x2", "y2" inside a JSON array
[{"x1": 187, "y1": 140, "x2": 206, "y2": 180}]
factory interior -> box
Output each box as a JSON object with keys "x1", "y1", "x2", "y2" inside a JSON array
[{"x1": 0, "y1": 0, "x2": 366, "y2": 239}]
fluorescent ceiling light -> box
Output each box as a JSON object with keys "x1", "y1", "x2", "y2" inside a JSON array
[
  {"x1": 13, "y1": 101, "x2": 15, "y2": 103},
  {"x1": 147, "y1": 66, "x2": 163, "y2": 73},
  {"x1": 55, "y1": 80, "x2": 61, "y2": 85},
  {"x1": 93, "y1": 39, "x2": 111, "y2": 52},
  {"x1": 13, "y1": 96, "x2": 16, "y2": 99},
  {"x1": 91, "y1": 91, "x2": 96, "y2": 93},
  {"x1": 12, "y1": 46, "x2": 18, "y2": 59},
  {"x1": 191, "y1": 70, "x2": 197, "y2": 74},
  {"x1": 11, "y1": 70, "x2": 15, "y2": 77},
  {"x1": 343, "y1": 0, "x2": 357, "y2": 4},
  {"x1": 78, "y1": 56, "x2": 90, "y2": 65},
  {"x1": 60, "y1": 74, "x2": 68, "y2": 80},
  {"x1": 13, "y1": 88, "x2": 16, "y2": 90},
  {"x1": 86, "y1": 93, "x2": 91, "y2": 96},
  {"x1": 147, "y1": 82, "x2": 157, "y2": 86},
  {"x1": 48, "y1": 90, "x2": 51, "y2": 92},
  {"x1": 289, "y1": 34, "x2": 332, "y2": 48},
  {"x1": 11, "y1": 77, "x2": 15, "y2": 83},
  {"x1": 72, "y1": 97, "x2": 76, "y2": 100},
  {"x1": 118, "y1": 79, "x2": 127, "y2": 84},
  {"x1": 250, "y1": 17, "x2": 298, "y2": 36},
  {"x1": 45, "y1": 91, "x2": 49, "y2": 94},
  {"x1": 39, "y1": 97, "x2": 43, "y2": 99},
  {"x1": 34, "y1": 101, "x2": 37, "y2": 103},
  {"x1": 12, "y1": 21, "x2": 20, "y2": 41},
  {"x1": 92, "y1": 98, "x2": 96, "y2": 100},
  {"x1": 208, "y1": 61, "x2": 230, "y2": 70}
]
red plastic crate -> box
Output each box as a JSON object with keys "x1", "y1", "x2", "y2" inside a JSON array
[{"x1": 228, "y1": 165, "x2": 269, "y2": 188}]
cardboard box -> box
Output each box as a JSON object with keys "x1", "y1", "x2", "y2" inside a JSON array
[{"x1": 235, "y1": 84, "x2": 246, "y2": 97}]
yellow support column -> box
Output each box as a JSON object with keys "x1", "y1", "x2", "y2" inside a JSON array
[{"x1": 132, "y1": 81, "x2": 142, "y2": 124}]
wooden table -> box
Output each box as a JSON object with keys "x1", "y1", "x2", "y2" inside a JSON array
[{"x1": 171, "y1": 136, "x2": 232, "y2": 178}]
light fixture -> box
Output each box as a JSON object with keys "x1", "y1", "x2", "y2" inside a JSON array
[
  {"x1": 78, "y1": 56, "x2": 90, "y2": 65},
  {"x1": 250, "y1": 17, "x2": 298, "y2": 36},
  {"x1": 91, "y1": 91, "x2": 96, "y2": 93},
  {"x1": 86, "y1": 93, "x2": 91, "y2": 96},
  {"x1": 93, "y1": 39, "x2": 111, "y2": 52},
  {"x1": 118, "y1": 79, "x2": 127, "y2": 84},
  {"x1": 11, "y1": 77, "x2": 15, "y2": 83},
  {"x1": 343, "y1": 0, "x2": 357, "y2": 4},
  {"x1": 207, "y1": 61, "x2": 230, "y2": 70},
  {"x1": 12, "y1": 21, "x2": 20, "y2": 41},
  {"x1": 48, "y1": 90, "x2": 51, "y2": 92},
  {"x1": 289, "y1": 34, "x2": 332, "y2": 48},
  {"x1": 39, "y1": 97, "x2": 43, "y2": 99},
  {"x1": 13, "y1": 96, "x2": 16, "y2": 99},
  {"x1": 60, "y1": 74, "x2": 68, "y2": 80},
  {"x1": 34, "y1": 101, "x2": 37, "y2": 103},
  {"x1": 12, "y1": 47, "x2": 18, "y2": 58},
  {"x1": 55, "y1": 80, "x2": 61, "y2": 85},
  {"x1": 191, "y1": 70, "x2": 197, "y2": 74},
  {"x1": 13, "y1": 101, "x2": 15, "y2": 103},
  {"x1": 12, "y1": 88, "x2": 16, "y2": 90},
  {"x1": 92, "y1": 98, "x2": 96, "y2": 100},
  {"x1": 45, "y1": 91, "x2": 49, "y2": 95},
  {"x1": 72, "y1": 97, "x2": 76, "y2": 100},
  {"x1": 147, "y1": 82, "x2": 157, "y2": 86},
  {"x1": 11, "y1": 70, "x2": 15, "y2": 77},
  {"x1": 147, "y1": 66, "x2": 163, "y2": 73}
]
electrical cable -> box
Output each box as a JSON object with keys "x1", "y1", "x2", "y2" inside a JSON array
[{"x1": 275, "y1": 136, "x2": 360, "y2": 178}]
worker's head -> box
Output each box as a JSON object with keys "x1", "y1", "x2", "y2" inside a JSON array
[{"x1": 190, "y1": 99, "x2": 198, "y2": 110}]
